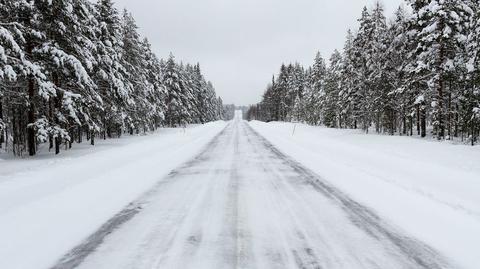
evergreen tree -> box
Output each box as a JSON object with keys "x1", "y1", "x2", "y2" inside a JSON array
[
  {"x1": 0, "y1": 1, "x2": 223, "y2": 156},
  {"x1": 323, "y1": 50, "x2": 343, "y2": 128},
  {"x1": 411, "y1": 0, "x2": 473, "y2": 139},
  {"x1": 252, "y1": 0, "x2": 478, "y2": 144}
]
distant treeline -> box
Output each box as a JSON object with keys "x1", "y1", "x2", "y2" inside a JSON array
[{"x1": 247, "y1": 1, "x2": 480, "y2": 145}]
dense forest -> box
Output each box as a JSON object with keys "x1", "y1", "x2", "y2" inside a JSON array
[
  {"x1": 247, "y1": 0, "x2": 480, "y2": 145},
  {"x1": 0, "y1": 0, "x2": 224, "y2": 156}
]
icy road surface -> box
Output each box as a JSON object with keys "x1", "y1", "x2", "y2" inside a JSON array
[{"x1": 54, "y1": 119, "x2": 452, "y2": 269}]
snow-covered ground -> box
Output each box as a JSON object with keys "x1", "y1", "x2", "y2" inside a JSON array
[
  {"x1": 53, "y1": 118, "x2": 451, "y2": 269},
  {"x1": 0, "y1": 121, "x2": 227, "y2": 269},
  {"x1": 249, "y1": 121, "x2": 480, "y2": 269},
  {"x1": 1, "y1": 118, "x2": 478, "y2": 269}
]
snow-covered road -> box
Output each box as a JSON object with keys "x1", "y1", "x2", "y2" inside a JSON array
[{"x1": 55, "y1": 118, "x2": 452, "y2": 269}]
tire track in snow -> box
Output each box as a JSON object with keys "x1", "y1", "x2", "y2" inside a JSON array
[
  {"x1": 244, "y1": 122, "x2": 453, "y2": 269},
  {"x1": 50, "y1": 123, "x2": 231, "y2": 269},
  {"x1": 53, "y1": 120, "x2": 455, "y2": 269}
]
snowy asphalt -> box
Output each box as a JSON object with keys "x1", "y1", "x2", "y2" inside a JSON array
[{"x1": 52, "y1": 118, "x2": 453, "y2": 269}]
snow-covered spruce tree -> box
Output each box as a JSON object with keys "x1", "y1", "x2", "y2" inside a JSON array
[
  {"x1": 191, "y1": 63, "x2": 207, "y2": 123},
  {"x1": 351, "y1": 7, "x2": 374, "y2": 132},
  {"x1": 69, "y1": 1, "x2": 105, "y2": 144},
  {"x1": 216, "y1": 96, "x2": 224, "y2": 120},
  {"x1": 275, "y1": 64, "x2": 289, "y2": 121},
  {"x1": 0, "y1": 0, "x2": 59, "y2": 156},
  {"x1": 385, "y1": 6, "x2": 415, "y2": 136},
  {"x1": 291, "y1": 94, "x2": 303, "y2": 122},
  {"x1": 140, "y1": 38, "x2": 167, "y2": 130},
  {"x1": 338, "y1": 30, "x2": 357, "y2": 129},
  {"x1": 410, "y1": 0, "x2": 473, "y2": 139},
  {"x1": 121, "y1": 10, "x2": 159, "y2": 135},
  {"x1": 0, "y1": 1, "x2": 23, "y2": 150},
  {"x1": 368, "y1": 3, "x2": 392, "y2": 134},
  {"x1": 179, "y1": 63, "x2": 197, "y2": 124},
  {"x1": 164, "y1": 54, "x2": 191, "y2": 127},
  {"x1": 322, "y1": 50, "x2": 343, "y2": 128},
  {"x1": 303, "y1": 52, "x2": 326, "y2": 125},
  {"x1": 34, "y1": 0, "x2": 102, "y2": 154},
  {"x1": 94, "y1": 0, "x2": 133, "y2": 142},
  {"x1": 284, "y1": 63, "x2": 304, "y2": 121},
  {"x1": 463, "y1": 1, "x2": 480, "y2": 144},
  {"x1": 349, "y1": 4, "x2": 390, "y2": 133},
  {"x1": 258, "y1": 80, "x2": 275, "y2": 122},
  {"x1": 204, "y1": 81, "x2": 219, "y2": 122}
]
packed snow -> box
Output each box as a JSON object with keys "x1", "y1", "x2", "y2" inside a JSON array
[
  {"x1": 1, "y1": 117, "x2": 478, "y2": 269},
  {"x1": 249, "y1": 121, "x2": 480, "y2": 269},
  {"x1": 0, "y1": 121, "x2": 227, "y2": 269},
  {"x1": 55, "y1": 117, "x2": 450, "y2": 269}
]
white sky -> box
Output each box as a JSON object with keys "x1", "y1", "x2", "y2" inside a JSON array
[{"x1": 110, "y1": 0, "x2": 404, "y2": 105}]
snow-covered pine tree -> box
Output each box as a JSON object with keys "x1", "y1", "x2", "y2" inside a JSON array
[
  {"x1": 190, "y1": 63, "x2": 205, "y2": 123},
  {"x1": 338, "y1": 30, "x2": 357, "y2": 129},
  {"x1": 410, "y1": 0, "x2": 473, "y2": 139},
  {"x1": 140, "y1": 38, "x2": 167, "y2": 130},
  {"x1": 368, "y1": 2, "x2": 391, "y2": 134},
  {"x1": 0, "y1": 1, "x2": 60, "y2": 156},
  {"x1": 35, "y1": 0, "x2": 102, "y2": 154},
  {"x1": 94, "y1": 0, "x2": 133, "y2": 141},
  {"x1": 275, "y1": 64, "x2": 289, "y2": 121},
  {"x1": 385, "y1": 6, "x2": 415, "y2": 136},
  {"x1": 323, "y1": 50, "x2": 343, "y2": 128},
  {"x1": 463, "y1": 1, "x2": 480, "y2": 144},
  {"x1": 0, "y1": 1, "x2": 21, "y2": 150},
  {"x1": 164, "y1": 54, "x2": 191, "y2": 127},
  {"x1": 352, "y1": 6, "x2": 374, "y2": 132},
  {"x1": 121, "y1": 9, "x2": 154, "y2": 134},
  {"x1": 304, "y1": 52, "x2": 326, "y2": 125}
]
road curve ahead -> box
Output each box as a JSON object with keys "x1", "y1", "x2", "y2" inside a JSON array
[{"x1": 55, "y1": 118, "x2": 453, "y2": 269}]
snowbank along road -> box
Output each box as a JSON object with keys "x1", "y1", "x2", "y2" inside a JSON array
[{"x1": 52, "y1": 117, "x2": 454, "y2": 269}]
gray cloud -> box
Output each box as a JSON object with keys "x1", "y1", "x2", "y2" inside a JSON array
[{"x1": 111, "y1": 0, "x2": 404, "y2": 105}]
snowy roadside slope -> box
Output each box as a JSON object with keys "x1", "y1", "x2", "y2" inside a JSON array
[
  {"x1": 0, "y1": 121, "x2": 227, "y2": 269},
  {"x1": 249, "y1": 121, "x2": 480, "y2": 269}
]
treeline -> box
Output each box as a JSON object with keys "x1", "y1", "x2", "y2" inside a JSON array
[
  {"x1": 247, "y1": 0, "x2": 480, "y2": 145},
  {"x1": 0, "y1": 0, "x2": 224, "y2": 156}
]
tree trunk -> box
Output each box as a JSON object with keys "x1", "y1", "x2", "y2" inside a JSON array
[
  {"x1": 68, "y1": 129, "x2": 73, "y2": 149},
  {"x1": 78, "y1": 126, "x2": 82, "y2": 143},
  {"x1": 53, "y1": 75, "x2": 62, "y2": 155},
  {"x1": 410, "y1": 116, "x2": 413, "y2": 136},
  {"x1": 103, "y1": 114, "x2": 107, "y2": 140},
  {"x1": 471, "y1": 122, "x2": 475, "y2": 146},
  {"x1": 437, "y1": 42, "x2": 445, "y2": 140},
  {"x1": 48, "y1": 99, "x2": 53, "y2": 150},
  {"x1": 447, "y1": 89, "x2": 452, "y2": 139},
  {"x1": 416, "y1": 105, "x2": 420, "y2": 135},
  {"x1": 55, "y1": 136, "x2": 60, "y2": 155},
  {"x1": 421, "y1": 105, "x2": 426, "y2": 138},
  {"x1": 27, "y1": 75, "x2": 36, "y2": 156},
  {"x1": 91, "y1": 130, "x2": 95, "y2": 146},
  {"x1": 49, "y1": 135, "x2": 54, "y2": 150},
  {"x1": 0, "y1": 97, "x2": 4, "y2": 148},
  {"x1": 454, "y1": 103, "x2": 459, "y2": 138}
]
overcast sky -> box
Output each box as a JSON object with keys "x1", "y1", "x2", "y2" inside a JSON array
[{"x1": 111, "y1": 0, "x2": 404, "y2": 105}]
